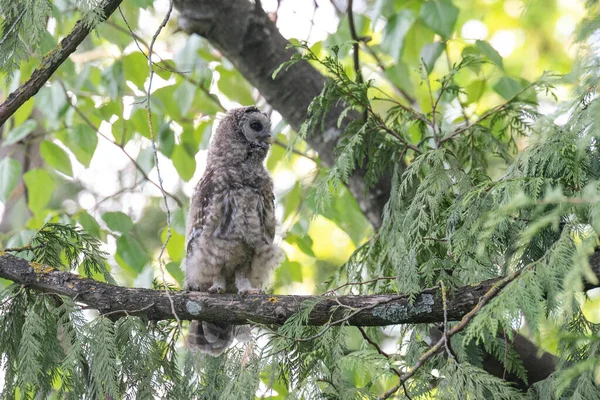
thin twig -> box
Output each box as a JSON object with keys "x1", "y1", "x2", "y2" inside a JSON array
[
  {"x1": 2, "y1": 244, "x2": 43, "y2": 253},
  {"x1": 145, "y1": 0, "x2": 182, "y2": 331},
  {"x1": 325, "y1": 276, "x2": 397, "y2": 295},
  {"x1": 440, "y1": 280, "x2": 455, "y2": 360}
]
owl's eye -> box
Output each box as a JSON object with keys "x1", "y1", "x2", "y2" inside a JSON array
[{"x1": 250, "y1": 121, "x2": 263, "y2": 131}]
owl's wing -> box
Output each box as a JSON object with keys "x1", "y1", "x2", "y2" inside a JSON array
[
  {"x1": 186, "y1": 169, "x2": 214, "y2": 253},
  {"x1": 186, "y1": 168, "x2": 240, "y2": 254},
  {"x1": 259, "y1": 189, "x2": 276, "y2": 244}
]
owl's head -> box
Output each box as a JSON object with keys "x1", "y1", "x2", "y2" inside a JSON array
[
  {"x1": 210, "y1": 106, "x2": 274, "y2": 164},
  {"x1": 235, "y1": 106, "x2": 273, "y2": 151}
]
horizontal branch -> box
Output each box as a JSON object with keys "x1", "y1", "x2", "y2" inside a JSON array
[
  {"x1": 1, "y1": 252, "x2": 599, "y2": 326},
  {"x1": 0, "y1": 0, "x2": 124, "y2": 127}
]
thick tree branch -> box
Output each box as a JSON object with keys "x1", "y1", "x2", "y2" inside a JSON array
[
  {"x1": 0, "y1": 0, "x2": 124, "y2": 127},
  {"x1": 173, "y1": 0, "x2": 392, "y2": 229},
  {"x1": 1, "y1": 252, "x2": 599, "y2": 326}
]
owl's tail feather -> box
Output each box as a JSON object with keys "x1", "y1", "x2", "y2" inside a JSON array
[
  {"x1": 187, "y1": 321, "x2": 252, "y2": 356},
  {"x1": 187, "y1": 320, "x2": 233, "y2": 356}
]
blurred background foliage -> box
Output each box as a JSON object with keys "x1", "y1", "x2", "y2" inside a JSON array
[
  {"x1": 0, "y1": 0, "x2": 586, "y2": 295},
  {"x1": 0, "y1": 0, "x2": 597, "y2": 396}
]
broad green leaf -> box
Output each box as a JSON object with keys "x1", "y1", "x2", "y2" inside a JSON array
[
  {"x1": 275, "y1": 260, "x2": 303, "y2": 286},
  {"x1": 171, "y1": 145, "x2": 196, "y2": 182},
  {"x1": 35, "y1": 82, "x2": 68, "y2": 126},
  {"x1": 63, "y1": 124, "x2": 98, "y2": 167},
  {"x1": 419, "y1": 0, "x2": 459, "y2": 39},
  {"x1": 13, "y1": 98, "x2": 34, "y2": 126},
  {"x1": 0, "y1": 158, "x2": 21, "y2": 203},
  {"x1": 153, "y1": 86, "x2": 183, "y2": 119},
  {"x1": 216, "y1": 65, "x2": 254, "y2": 105},
  {"x1": 420, "y1": 42, "x2": 445, "y2": 73},
  {"x1": 136, "y1": 147, "x2": 155, "y2": 177},
  {"x1": 158, "y1": 123, "x2": 175, "y2": 157},
  {"x1": 384, "y1": 62, "x2": 414, "y2": 94},
  {"x1": 116, "y1": 234, "x2": 149, "y2": 274},
  {"x1": 403, "y1": 22, "x2": 435, "y2": 66},
  {"x1": 475, "y1": 40, "x2": 503, "y2": 69},
  {"x1": 174, "y1": 81, "x2": 196, "y2": 116},
  {"x1": 122, "y1": 52, "x2": 149, "y2": 88},
  {"x1": 381, "y1": 10, "x2": 416, "y2": 64},
  {"x1": 174, "y1": 34, "x2": 204, "y2": 72},
  {"x1": 164, "y1": 228, "x2": 185, "y2": 262},
  {"x1": 283, "y1": 181, "x2": 302, "y2": 220},
  {"x1": 466, "y1": 79, "x2": 486, "y2": 104},
  {"x1": 493, "y1": 77, "x2": 523, "y2": 99},
  {"x1": 101, "y1": 60, "x2": 125, "y2": 100},
  {"x1": 102, "y1": 212, "x2": 134, "y2": 233},
  {"x1": 40, "y1": 141, "x2": 73, "y2": 177},
  {"x1": 78, "y1": 211, "x2": 102, "y2": 238},
  {"x1": 2, "y1": 120, "x2": 37, "y2": 146},
  {"x1": 170, "y1": 209, "x2": 187, "y2": 237},
  {"x1": 23, "y1": 169, "x2": 55, "y2": 215},
  {"x1": 110, "y1": 119, "x2": 134, "y2": 146},
  {"x1": 166, "y1": 261, "x2": 184, "y2": 285},
  {"x1": 286, "y1": 233, "x2": 315, "y2": 257}
]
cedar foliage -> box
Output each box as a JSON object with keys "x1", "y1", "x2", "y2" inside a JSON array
[{"x1": 1, "y1": 0, "x2": 600, "y2": 399}]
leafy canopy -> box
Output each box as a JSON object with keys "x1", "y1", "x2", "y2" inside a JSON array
[{"x1": 1, "y1": 0, "x2": 600, "y2": 399}]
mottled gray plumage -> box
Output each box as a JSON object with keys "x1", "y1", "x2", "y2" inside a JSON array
[{"x1": 184, "y1": 106, "x2": 284, "y2": 355}]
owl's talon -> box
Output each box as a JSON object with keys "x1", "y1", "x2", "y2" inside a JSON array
[{"x1": 208, "y1": 285, "x2": 225, "y2": 294}]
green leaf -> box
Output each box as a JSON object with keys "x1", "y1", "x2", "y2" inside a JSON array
[
  {"x1": 13, "y1": 98, "x2": 34, "y2": 126},
  {"x1": 64, "y1": 124, "x2": 99, "y2": 167},
  {"x1": 122, "y1": 52, "x2": 149, "y2": 88},
  {"x1": 465, "y1": 79, "x2": 486, "y2": 104},
  {"x1": 164, "y1": 229, "x2": 185, "y2": 262},
  {"x1": 420, "y1": 42, "x2": 445, "y2": 73},
  {"x1": 158, "y1": 123, "x2": 175, "y2": 157},
  {"x1": 384, "y1": 62, "x2": 414, "y2": 94},
  {"x1": 23, "y1": 169, "x2": 55, "y2": 215},
  {"x1": 380, "y1": 10, "x2": 416, "y2": 64},
  {"x1": 174, "y1": 81, "x2": 196, "y2": 116},
  {"x1": 166, "y1": 261, "x2": 184, "y2": 285},
  {"x1": 116, "y1": 234, "x2": 149, "y2": 274},
  {"x1": 136, "y1": 147, "x2": 155, "y2": 177},
  {"x1": 78, "y1": 211, "x2": 102, "y2": 238},
  {"x1": 2, "y1": 120, "x2": 37, "y2": 146},
  {"x1": 40, "y1": 140, "x2": 73, "y2": 177},
  {"x1": 102, "y1": 212, "x2": 133, "y2": 233},
  {"x1": 0, "y1": 158, "x2": 21, "y2": 203},
  {"x1": 403, "y1": 22, "x2": 435, "y2": 66},
  {"x1": 475, "y1": 40, "x2": 503, "y2": 69},
  {"x1": 171, "y1": 145, "x2": 196, "y2": 181},
  {"x1": 419, "y1": 0, "x2": 459, "y2": 39},
  {"x1": 101, "y1": 60, "x2": 125, "y2": 100},
  {"x1": 216, "y1": 65, "x2": 254, "y2": 105},
  {"x1": 286, "y1": 233, "x2": 315, "y2": 257},
  {"x1": 493, "y1": 77, "x2": 523, "y2": 99},
  {"x1": 275, "y1": 260, "x2": 303, "y2": 286}
]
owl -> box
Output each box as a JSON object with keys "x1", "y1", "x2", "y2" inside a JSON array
[{"x1": 184, "y1": 106, "x2": 284, "y2": 355}]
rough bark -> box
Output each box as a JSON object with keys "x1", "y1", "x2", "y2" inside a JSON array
[
  {"x1": 4, "y1": 252, "x2": 598, "y2": 327},
  {"x1": 173, "y1": 0, "x2": 391, "y2": 228},
  {"x1": 0, "y1": 0, "x2": 124, "y2": 127}
]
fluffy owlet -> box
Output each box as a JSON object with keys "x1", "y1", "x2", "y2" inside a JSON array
[{"x1": 184, "y1": 106, "x2": 284, "y2": 355}]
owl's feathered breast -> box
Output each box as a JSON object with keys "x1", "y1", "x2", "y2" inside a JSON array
[{"x1": 186, "y1": 165, "x2": 276, "y2": 255}]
